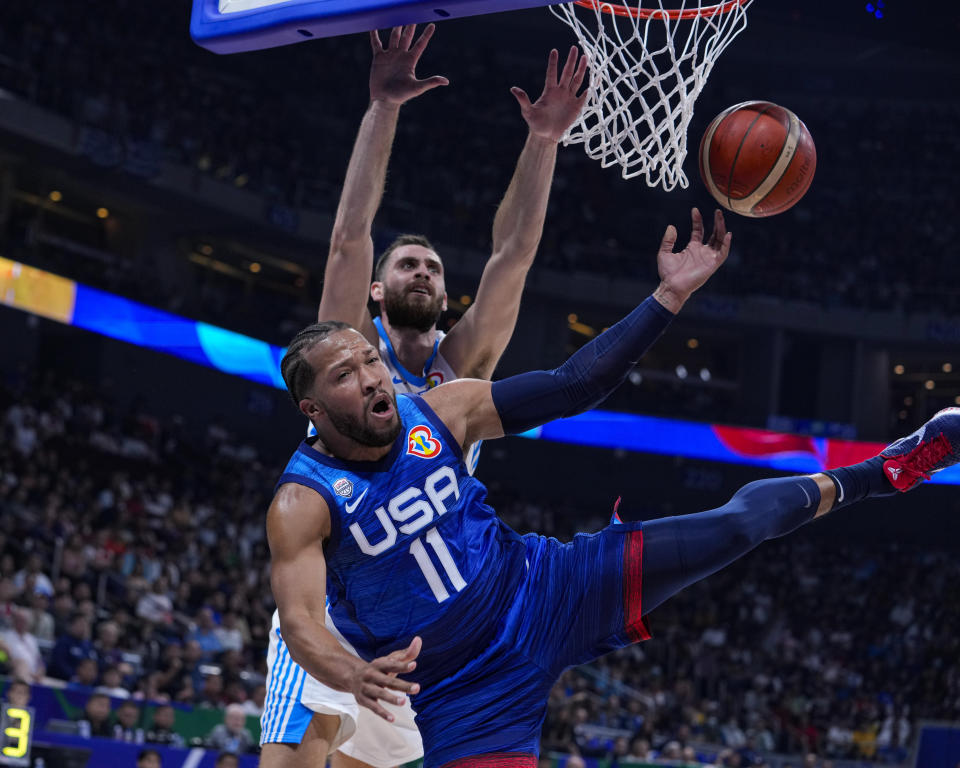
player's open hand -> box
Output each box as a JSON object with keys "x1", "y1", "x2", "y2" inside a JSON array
[
  {"x1": 511, "y1": 46, "x2": 589, "y2": 142},
  {"x1": 351, "y1": 635, "x2": 422, "y2": 721},
  {"x1": 369, "y1": 25, "x2": 449, "y2": 106},
  {"x1": 653, "y1": 208, "x2": 731, "y2": 313}
]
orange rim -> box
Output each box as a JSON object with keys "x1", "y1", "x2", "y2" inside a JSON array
[{"x1": 572, "y1": 0, "x2": 745, "y2": 20}]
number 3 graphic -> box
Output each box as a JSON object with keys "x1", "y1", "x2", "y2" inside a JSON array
[{"x1": 3, "y1": 707, "x2": 31, "y2": 758}]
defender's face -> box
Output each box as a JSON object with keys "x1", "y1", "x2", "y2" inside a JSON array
[
  {"x1": 301, "y1": 329, "x2": 401, "y2": 449},
  {"x1": 373, "y1": 245, "x2": 447, "y2": 332}
]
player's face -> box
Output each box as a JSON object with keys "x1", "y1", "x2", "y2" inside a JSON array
[
  {"x1": 373, "y1": 245, "x2": 447, "y2": 332},
  {"x1": 301, "y1": 330, "x2": 401, "y2": 449}
]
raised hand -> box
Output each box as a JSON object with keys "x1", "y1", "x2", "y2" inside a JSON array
[
  {"x1": 350, "y1": 635, "x2": 422, "y2": 721},
  {"x1": 369, "y1": 25, "x2": 449, "y2": 105},
  {"x1": 511, "y1": 46, "x2": 589, "y2": 142},
  {"x1": 653, "y1": 208, "x2": 731, "y2": 313}
]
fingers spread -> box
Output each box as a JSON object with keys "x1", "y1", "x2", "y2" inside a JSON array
[
  {"x1": 510, "y1": 86, "x2": 532, "y2": 109},
  {"x1": 411, "y1": 23, "x2": 436, "y2": 58},
  {"x1": 388, "y1": 25, "x2": 403, "y2": 49},
  {"x1": 689, "y1": 207, "x2": 704, "y2": 244},
  {"x1": 399, "y1": 24, "x2": 416, "y2": 50},
  {"x1": 370, "y1": 29, "x2": 384, "y2": 53},
  {"x1": 571, "y1": 52, "x2": 589, "y2": 94},
  {"x1": 559, "y1": 45, "x2": 578, "y2": 87},
  {"x1": 659, "y1": 224, "x2": 678, "y2": 254},
  {"x1": 545, "y1": 48, "x2": 559, "y2": 87}
]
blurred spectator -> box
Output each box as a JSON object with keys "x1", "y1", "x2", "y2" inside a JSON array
[
  {"x1": 12, "y1": 553, "x2": 54, "y2": 597},
  {"x1": 4, "y1": 679, "x2": 31, "y2": 708},
  {"x1": 198, "y1": 674, "x2": 226, "y2": 709},
  {"x1": 136, "y1": 748, "x2": 162, "y2": 768},
  {"x1": 113, "y1": 699, "x2": 145, "y2": 743},
  {"x1": 145, "y1": 704, "x2": 185, "y2": 748},
  {"x1": 98, "y1": 665, "x2": 132, "y2": 698},
  {"x1": 49, "y1": 612, "x2": 96, "y2": 681},
  {"x1": 188, "y1": 608, "x2": 224, "y2": 658},
  {"x1": 214, "y1": 611, "x2": 243, "y2": 652},
  {"x1": 136, "y1": 578, "x2": 174, "y2": 627},
  {"x1": 215, "y1": 754, "x2": 239, "y2": 768},
  {"x1": 73, "y1": 657, "x2": 100, "y2": 687},
  {"x1": 77, "y1": 692, "x2": 113, "y2": 738},
  {"x1": 25, "y1": 591, "x2": 55, "y2": 642},
  {"x1": 95, "y1": 620, "x2": 126, "y2": 669},
  {"x1": 241, "y1": 683, "x2": 266, "y2": 717},
  {"x1": 0, "y1": 607, "x2": 45, "y2": 681},
  {"x1": 206, "y1": 703, "x2": 255, "y2": 754}
]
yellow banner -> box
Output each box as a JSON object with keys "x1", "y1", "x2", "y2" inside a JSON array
[{"x1": 0, "y1": 256, "x2": 77, "y2": 324}]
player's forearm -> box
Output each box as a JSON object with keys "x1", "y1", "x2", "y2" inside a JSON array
[
  {"x1": 330, "y1": 100, "x2": 401, "y2": 246},
  {"x1": 490, "y1": 133, "x2": 558, "y2": 261},
  {"x1": 491, "y1": 294, "x2": 675, "y2": 435},
  {"x1": 282, "y1": 613, "x2": 366, "y2": 693}
]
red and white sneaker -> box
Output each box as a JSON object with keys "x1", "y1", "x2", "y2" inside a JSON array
[{"x1": 880, "y1": 407, "x2": 960, "y2": 491}]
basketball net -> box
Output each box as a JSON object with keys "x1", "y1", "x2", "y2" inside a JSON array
[{"x1": 550, "y1": 0, "x2": 752, "y2": 191}]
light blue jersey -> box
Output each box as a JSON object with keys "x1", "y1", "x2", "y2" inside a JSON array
[{"x1": 277, "y1": 394, "x2": 526, "y2": 689}]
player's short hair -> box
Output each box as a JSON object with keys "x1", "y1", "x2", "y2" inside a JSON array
[
  {"x1": 374, "y1": 234, "x2": 437, "y2": 282},
  {"x1": 280, "y1": 321, "x2": 353, "y2": 406}
]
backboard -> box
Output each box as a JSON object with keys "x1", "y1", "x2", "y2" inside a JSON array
[{"x1": 191, "y1": 0, "x2": 561, "y2": 54}]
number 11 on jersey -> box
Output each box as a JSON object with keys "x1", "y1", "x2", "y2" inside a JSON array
[{"x1": 409, "y1": 527, "x2": 466, "y2": 602}]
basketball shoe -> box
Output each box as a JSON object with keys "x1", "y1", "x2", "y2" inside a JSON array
[{"x1": 880, "y1": 407, "x2": 960, "y2": 491}]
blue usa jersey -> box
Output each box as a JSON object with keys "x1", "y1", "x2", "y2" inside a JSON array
[{"x1": 277, "y1": 395, "x2": 526, "y2": 689}]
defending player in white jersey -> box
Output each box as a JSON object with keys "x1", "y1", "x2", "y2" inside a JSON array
[{"x1": 260, "y1": 23, "x2": 590, "y2": 768}]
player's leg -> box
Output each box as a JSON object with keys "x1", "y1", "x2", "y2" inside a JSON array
[
  {"x1": 331, "y1": 696, "x2": 422, "y2": 768},
  {"x1": 642, "y1": 406, "x2": 960, "y2": 614},
  {"x1": 260, "y1": 612, "x2": 321, "y2": 764},
  {"x1": 260, "y1": 714, "x2": 339, "y2": 768}
]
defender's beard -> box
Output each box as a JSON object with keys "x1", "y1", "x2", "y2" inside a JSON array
[{"x1": 382, "y1": 285, "x2": 444, "y2": 333}]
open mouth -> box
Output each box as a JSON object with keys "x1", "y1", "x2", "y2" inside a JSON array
[
  {"x1": 370, "y1": 394, "x2": 394, "y2": 418},
  {"x1": 408, "y1": 285, "x2": 431, "y2": 296}
]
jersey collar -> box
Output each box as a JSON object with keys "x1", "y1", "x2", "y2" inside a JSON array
[{"x1": 373, "y1": 316, "x2": 439, "y2": 388}]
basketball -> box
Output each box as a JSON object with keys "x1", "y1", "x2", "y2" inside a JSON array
[{"x1": 699, "y1": 101, "x2": 816, "y2": 217}]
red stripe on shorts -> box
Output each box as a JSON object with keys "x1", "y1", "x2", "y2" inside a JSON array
[
  {"x1": 438, "y1": 753, "x2": 538, "y2": 768},
  {"x1": 623, "y1": 529, "x2": 651, "y2": 642}
]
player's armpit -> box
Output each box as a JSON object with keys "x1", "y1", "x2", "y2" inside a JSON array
[{"x1": 421, "y1": 379, "x2": 505, "y2": 449}]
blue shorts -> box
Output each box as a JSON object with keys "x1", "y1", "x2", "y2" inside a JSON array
[{"x1": 412, "y1": 520, "x2": 649, "y2": 767}]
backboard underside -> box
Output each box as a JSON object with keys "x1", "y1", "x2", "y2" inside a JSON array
[{"x1": 191, "y1": 0, "x2": 564, "y2": 54}]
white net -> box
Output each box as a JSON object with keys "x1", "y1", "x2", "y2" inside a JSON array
[{"x1": 550, "y1": 0, "x2": 753, "y2": 191}]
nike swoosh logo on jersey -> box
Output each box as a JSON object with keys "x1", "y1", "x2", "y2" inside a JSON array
[{"x1": 344, "y1": 488, "x2": 368, "y2": 514}]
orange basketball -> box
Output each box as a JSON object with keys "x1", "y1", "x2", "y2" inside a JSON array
[{"x1": 699, "y1": 101, "x2": 816, "y2": 218}]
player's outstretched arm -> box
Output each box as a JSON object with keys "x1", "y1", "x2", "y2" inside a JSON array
[
  {"x1": 268, "y1": 483, "x2": 421, "y2": 721},
  {"x1": 424, "y1": 209, "x2": 730, "y2": 447},
  {"x1": 439, "y1": 47, "x2": 588, "y2": 379},
  {"x1": 318, "y1": 24, "x2": 449, "y2": 341}
]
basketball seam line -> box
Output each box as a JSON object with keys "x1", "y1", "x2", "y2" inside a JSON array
[{"x1": 727, "y1": 103, "x2": 774, "y2": 208}]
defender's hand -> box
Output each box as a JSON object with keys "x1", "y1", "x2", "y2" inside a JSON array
[
  {"x1": 369, "y1": 25, "x2": 449, "y2": 106},
  {"x1": 351, "y1": 636, "x2": 422, "y2": 721},
  {"x1": 654, "y1": 208, "x2": 731, "y2": 313},
  {"x1": 511, "y1": 46, "x2": 589, "y2": 143}
]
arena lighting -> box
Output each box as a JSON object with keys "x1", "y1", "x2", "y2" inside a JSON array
[
  {"x1": 687, "y1": 338, "x2": 699, "y2": 349},
  {"x1": 944, "y1": 363, "x2": 953, "y2": 373},
  {"x1": 460, "y1": 295, "x2": 472, "y2": 306},
  {"x1": 675, "y1": 364, "x2": 688, "y2": 379},
  {"x1": 925, "y1": 380, "x2": 935, "y2": 390},
  {"x1": 894, "y1": 364, "x2": 905, "y2": 375},
  {"x1": 96, "y1": 207, "x2": 109, "y2": 219},
  {"x1": 249, "y1": 262, "x2": 262, "y2": 273},
  {"x1": 700, "y1": 368, "x2": 711, "y2": 382},
  {"x1": 48, "y1": 190, "x2": 62, "y2": 202},
  {"x1": 1, "y1": 255, "x2": 958, "y2": 485}
]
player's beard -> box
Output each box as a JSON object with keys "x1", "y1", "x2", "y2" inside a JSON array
[
  {"x1": 322, "y1": 393, "x2": 402, "y2": 448},
  {"x1": 382, "y1": 284, "x2": 444, "y2": 333}
]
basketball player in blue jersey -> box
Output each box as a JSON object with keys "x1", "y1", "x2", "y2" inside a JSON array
[
  {"x1": 260, "y1": 23, "x2": 591, "y2": 768},
  {"x1": 267, "y1": 207, "x2": 960, "y2": 768}
]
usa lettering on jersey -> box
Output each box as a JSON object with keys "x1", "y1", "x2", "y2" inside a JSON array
[{"x1": 348, "y1": 466, "x2": 460, "y2": 556}]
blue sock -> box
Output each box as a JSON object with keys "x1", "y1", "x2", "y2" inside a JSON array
[{"x1": 824, "y1": 457, "x2": 894, "y2": 510}]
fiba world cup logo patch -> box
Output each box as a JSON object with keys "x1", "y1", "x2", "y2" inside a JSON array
[
  {"x1": 426, "y1": 372, "x2": 444, "y2": 389},
  {"x1": 333, "y1": 477, "x2": 354, "y2": 498},
  {"x1": 406, "y1": 425, "x2": 441, "y2": 459}
]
